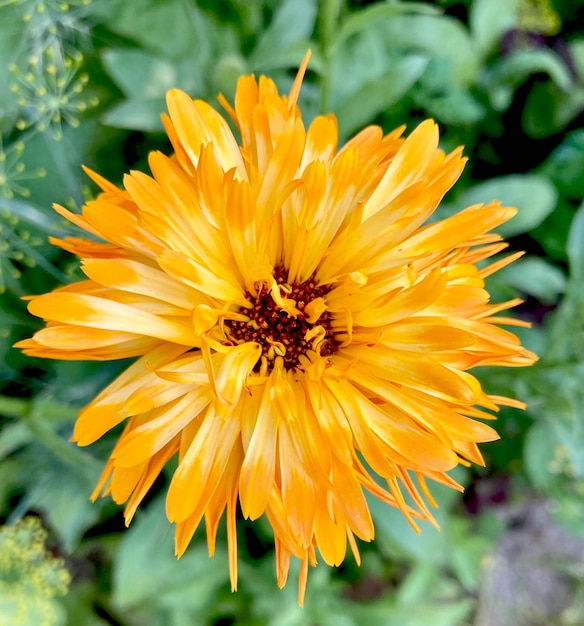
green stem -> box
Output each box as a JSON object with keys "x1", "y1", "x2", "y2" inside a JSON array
[
  {"x1": 0, "y1": 395, "x2": 100, "y2": 476},
  {"x1": 318, "y1": 0, "x2": 344, "y2": 113},
  {"x1": 0, "y1": 395, "x2": 30, "y2": 418}
]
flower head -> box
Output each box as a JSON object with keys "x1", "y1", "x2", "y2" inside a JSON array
[{"x1": 17, "y1": 52, "x2": 537, "y2": 604}]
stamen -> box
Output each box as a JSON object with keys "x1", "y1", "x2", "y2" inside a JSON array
[{"x1": 224, "y1": 264, "x2": 339, "y2": 373}]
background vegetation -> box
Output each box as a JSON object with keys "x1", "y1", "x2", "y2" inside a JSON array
[{"x1": 1, "y1": 0, "x2": 584, "y2": 624}]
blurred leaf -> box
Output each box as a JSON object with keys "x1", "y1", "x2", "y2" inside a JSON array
[
  {"x1": 444, "y1": 175, "x2": 557, "y2": 237},
  {"x1": 0, "y1": 199, "x2": 68, "y2": 283},
  {"x1": 396, "y1": 562, "x2": 440, "y2": 604},
  {"x1": 102, "y1": 49, "x2": 178, "y2": 99},
  {"x1": 417, "y1": 88, "x2": 486, "y2": 125},
  {"x1": 524, "y1": 387, "x2": 584, "y2": 490},
  {"x1": 104, "y1": 0, "x2": 212, "y2": 60},
  {"x1": 524, "y1": 422, "x2": 559, "y2": 490},
  {"x1": 330, "y1": 28, "x2": 402, "y2": 108},
  {"x1": 348, "y1": 594, "x2": 473, "y2": 626},
  {"x1": 542, "y1": 297, "x2": 584, "y2": 364},
  {"x1": 0, "y1": 394, "x2": 102, "y2": 549},
  {"x1": 101, "y1": 49, "x2": 195, "y2": 131},
  {"x1": 540, "y1": 129, "x2": 584, "y2": 199},
  {"x1": 1, "y1": 198, "x2": 60, "y2": 233},
  {"x1": 549, "y1": 492, "x2": 584, "y2": 537},
  {"x1": 470, "y1": 0, "x2": 520, "y2": 59},
  {"x1": 496, "y1": 256, "x2": 567, "y2": 304},
  {"x1": 0, "y1": 457, "x2": 23, "y2": 513},
  {"x1": 62, "y1": 583, "x2": 111, "y2": 626},
  {"x1": 368, "y1": 468, "x2": 468, "y2": 563},
  {"x1": 112, "y1": 496, "x2": 227, "y2": 615},
  {"x1": 530, "y1": 198, "x2": 576, "y2": 264},
  {"x1": 27, "y1": 455, "x2": 102, "y2": 552},
  {"x1": 250, "y1": 0, "x2": 317, "y2": 68},
  {"x1": 571, "y1": 38, "x2": 584, "y2": 79},
  {"x1": 250, "y1": 40, "x2": 324, "y2": 74},
  {"x1": 486, "y1": 48, "x2": 574, "y2": 111},
  {"x1": 241, "y1": 558, "x2": 356, "y2": 626},
  {"x1": 522, "y1": 81, "x2": 584, "y2": 138},
  {"x1": 212, "y1": 52, "x2": 249, "y2": 98},
  {"x1": 331, "y1": 1, "x2": 441, "y2": 53},
  {"x1": 0, "y1": 436, "x2": 101, "y2": 552},
  {"x1": 449, "y1": 517, "x2": 496, "y2": 590},
  {"x1": 377, "y1": 14, "x2": 479, "y2": 86},
  {"x1": 0, "y1": 5, "x2": 23, "y2": 128},
  {"x1": 102, "y1": 98, "x2": 166, "y2": 131},
  {"x1": 337, "y1": 54, "x2": 428, "y2": 137},
  {"x1": 567, "y1": 201, "x2": 584, "y2": 283},
  {"x1": 0, "y1": 421, "x2": 31, "y2": 461}
]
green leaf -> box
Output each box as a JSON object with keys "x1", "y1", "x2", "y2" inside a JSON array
[
  {"x1": 100, "y1": 49, "x2": 184, "y2": 131},
  {"x1": 524, "y1": 422, "x2": 560, "y2": 490},
  {"x1": 349, "y1": 594, "x2": 473, "y2": 626},
  {"x1": 102, "y1": 49, "x2": 178, "y2": 99},
  {"x1": 486, "y1": 48, "x2": 574, "y2": 111},
  {"x1": 0, "y1": 198, "x2": 59, "y2": 233},
  {"x1": 522, "y1": 82, "x2": 584, "y2": 138},
  {"x1": 443, "y1": 175, "x2": 557, "y2": 237},
  {"x1": 27, "y1": 458, "x2": 102, "y2": 552},
  {"x1": 0, "y1": 431, "x2": 102, "y2": 552},
  {"x1": 250, "y1": 40, "x2": 324, "y2": 74},
  {"x1": 112, "y1": 496, "x2": 227, "y2": 612},
  {"x1": 567, "y1": 201, "x2": 584, "y2": 284},
  {"x1": 0, "y1": 5, "x2": 24, "y2": 129},
  {"x1": 396, "y1": 562, "x2": 440, "y2": 605},
  {"x1": 331, "y1": 1, "x2": 441, "y2": 53},
  {"x1": 496, "y1": 256, "x2": 567, "y2": 304},
  {"x1": 250, "y1": 0, "x2": 317, "y2": 68},
  {"x1": 103, "y1": 0, "x2": 213, "y2": 60},
  {"x1": 241, "y1": 558, "x2": 356, "y2": 626},
  {"x1": 0, "y1": 421, "x2": 32, "y2": 461},
  {"x1": 417, "y1": 89, "x2": 486, "y2": 126},
  {"x1": 0, "y1": 457, "x2": 24, "y2": 512},
  {"x1": 336, "y1": 54, "x2": 428, "y2": 137},
  {"x1": 571, "y1": 38, "x2": 584, "y2": 80},
  {"x1": 376, "y1": 14, "x2": 479, "y2": 87},
  {"x1": 530, "y1": 198, "x2": 577, "y2": 264},
  {"x1": 470, "y1": 0, "x2": 520, "y2": 59},
  {"x1": 62, "y1": 583, "x2": 111, "y2": 626},
  {"x1": 540, "y1": 129, "x2": 584, "y2": 199},
  {"x1": 368, "y1": 467, "x2": 468, "y2": 564},
  {"x1": 102, "y1": 98, "x2": 167, "y2": 131}
]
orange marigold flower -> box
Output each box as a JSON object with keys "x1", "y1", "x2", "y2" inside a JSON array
[{"x1": 16, "y1": 52, "x2": 537, "y2": 604}]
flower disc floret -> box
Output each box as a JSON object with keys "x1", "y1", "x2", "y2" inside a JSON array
[{"x1": 225, "y1": 265, "x2": 338, "y2": 374}]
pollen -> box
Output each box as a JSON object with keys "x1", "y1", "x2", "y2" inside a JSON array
[{"x1": 225, "y1": 265, "x2": 338, "y2": 372}]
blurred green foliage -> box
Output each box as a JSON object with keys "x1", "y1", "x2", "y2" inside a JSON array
[{"x1": 1, "y1": 0, "x2": 584, "y2": 624}]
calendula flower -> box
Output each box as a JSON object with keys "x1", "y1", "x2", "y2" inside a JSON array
[{"x1": 16, "y1": 52, "x2": 537, "y2": 604}]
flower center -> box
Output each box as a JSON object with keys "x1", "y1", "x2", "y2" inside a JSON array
[{"x1": 225, "y1": 266, "x2": 338, "y2": 373}]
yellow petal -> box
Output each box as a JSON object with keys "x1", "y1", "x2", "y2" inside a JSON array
[
  {"x1": 239, "y1": 375, "x2": 280, "y2": 520},
  {"x1": 28, "y1": 292, "x2": 196, "y2": 345},
  {"x1": 113, "y1": 388, "x2": 212, "y2": 467},
  {"x1": 166, "y1": 410, "x2": 240, "y2": 523}
]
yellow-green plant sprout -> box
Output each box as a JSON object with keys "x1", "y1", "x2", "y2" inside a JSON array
[{"x1": 0, "y1": 517, "x2": 71, "y2": 626}]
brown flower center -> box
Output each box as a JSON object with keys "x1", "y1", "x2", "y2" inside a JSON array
[{"x1": 225, "y1": 266, "x2": 338, "y2": 373}]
